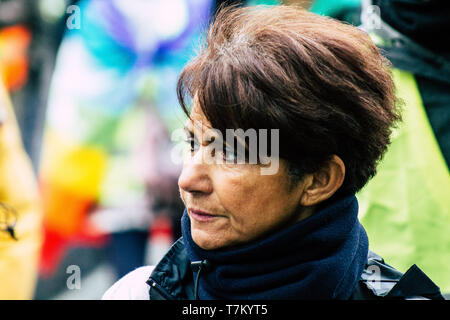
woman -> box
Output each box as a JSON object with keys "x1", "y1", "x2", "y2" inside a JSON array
[{"x1": 103, "y1": 5, "x2": 444, "y2": 300}]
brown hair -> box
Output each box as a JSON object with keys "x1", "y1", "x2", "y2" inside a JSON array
[{"x1": 177, "y1": 5, "x2": 401, "y2": 196}]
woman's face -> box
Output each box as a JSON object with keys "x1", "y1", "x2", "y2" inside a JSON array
[{"x1": 178, "y1": 104, "x2": 312, "y2": 250}]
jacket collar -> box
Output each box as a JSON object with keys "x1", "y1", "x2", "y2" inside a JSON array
[
  {"x1": 147, "y1": 237, "x2": 443, "y2": 300},
  {"x1": 147, "y1": 238, "x2": 194, "y2": 300}
]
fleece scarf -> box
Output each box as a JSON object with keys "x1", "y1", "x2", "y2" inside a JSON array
[{"x1": 181, "y1": 194, "x2": 369, "y2": 300}]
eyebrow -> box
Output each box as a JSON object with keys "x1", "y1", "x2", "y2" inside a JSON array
[
  {"x1": 184, "y1": 126, "x2": 194, "y2": 137},
  {"x1": 183, "y1": 125, "x2": 224, "y2": 147}
]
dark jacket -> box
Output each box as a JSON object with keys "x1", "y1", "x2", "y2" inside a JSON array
[
  {"x1": 146, "y1": 237, "x2": 445, "y2": 300},
  {"x1": 363, "y1": 1, "x2": 450, "y2": 169}
]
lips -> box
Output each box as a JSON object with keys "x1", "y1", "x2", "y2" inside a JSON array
[{"x1": 188, "y1": 208, "x2": 220, "y2": 222}]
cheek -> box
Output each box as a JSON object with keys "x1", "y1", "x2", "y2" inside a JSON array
[
  {"x1": 215, "y1": 170, "x2": 257, "y2": 209},
  {"x1": 215, "y1": 169, "x2": 277, "y2": 227},
  {"x1": 178, "y1": 188, "x2": 187, "y2": 206},
  {"x1": 218, "y1": 168, "x2": 302, "y2": 230}
]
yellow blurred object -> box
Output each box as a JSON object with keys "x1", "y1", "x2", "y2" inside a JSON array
[
  {"x1": 0, "y1": 81, "x2": 43, "y2": 299},
  {"x1": 39, "y1": 128, "x2": 107, "y2": 236},
  {"x1": 40, "y1": 128, "x2": 107, "y2": 198}
]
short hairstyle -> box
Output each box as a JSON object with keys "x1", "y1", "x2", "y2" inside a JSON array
[{"x1": 177, "y1": 5, "x2": 401, "y2": 196}]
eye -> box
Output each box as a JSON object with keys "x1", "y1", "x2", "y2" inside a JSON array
[
  {"x1": 184, "y1": 136, "x2": 200, "y2": 153},
  {"x1": 222, "y1": 145, "x2": 238, "y2": 163}
]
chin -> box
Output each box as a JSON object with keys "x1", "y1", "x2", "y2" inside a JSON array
[{"x1": 192, "y1": 231, "x2": 226, "y2": 250}]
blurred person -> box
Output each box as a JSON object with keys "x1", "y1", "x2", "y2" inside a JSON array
[
  {"x1": 38, "y1": 0, "x2": 213, "y2": 293},
  {"x1": 0, "y1": 80, "x2": 43, "y2": 299},
  {"x1": 0, "y1": 0, "x2": 74, "y2": 169},
  {"x1": 103, "y1": 5, "x2": 444, "y2": 300},
  {"x1": 357, "y1": 0, "x2": 450, "y2": 294}
]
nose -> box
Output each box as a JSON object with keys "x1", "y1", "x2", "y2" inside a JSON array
[{"x1": 178, "y1": 152, "x2": 213, "y2": 195}]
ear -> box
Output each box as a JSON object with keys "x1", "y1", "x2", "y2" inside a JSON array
[{"x1": 300, "y1": 155, "x2": 345, "y2": 206}]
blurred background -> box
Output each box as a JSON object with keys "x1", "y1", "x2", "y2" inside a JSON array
[{"x1": 0, "y1": 0, "x2": 448, "y2": 299}]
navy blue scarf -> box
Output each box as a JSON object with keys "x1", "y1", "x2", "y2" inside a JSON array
[{"x1": 181, "y1": 194, "x2": 369, "y2": 300}]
